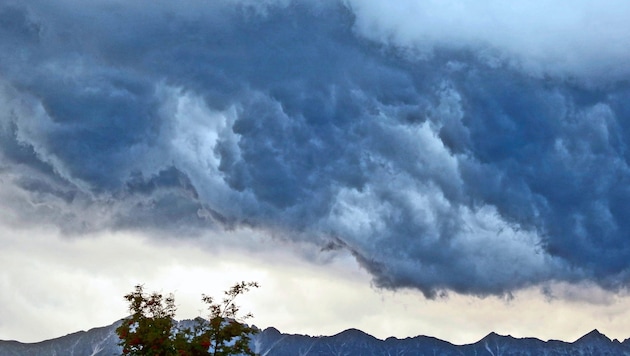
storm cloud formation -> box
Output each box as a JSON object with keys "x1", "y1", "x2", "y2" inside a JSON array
[{"x1": 1, "y1": 0, "x2": 630, "y2": 297}]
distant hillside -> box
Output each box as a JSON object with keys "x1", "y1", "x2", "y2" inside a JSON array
[
  {"x1": 1, "y1": 321, "x2": 630, "y2": 355},
  {"x1": 0, "y1": 321, "x2": 121, "y2": 356}
]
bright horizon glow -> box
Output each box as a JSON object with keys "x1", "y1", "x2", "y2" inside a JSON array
[{"x1": 2, "y1": 225, "x2": 630, "y2": 345}]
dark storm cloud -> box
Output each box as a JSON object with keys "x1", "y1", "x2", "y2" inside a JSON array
[{"x1": 1, "y1": 0, "x2": 630, "y2": 296}]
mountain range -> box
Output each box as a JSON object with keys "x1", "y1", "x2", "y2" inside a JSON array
[{"x1": 1, "y1": 321, "x2": 630, "y2": 355}]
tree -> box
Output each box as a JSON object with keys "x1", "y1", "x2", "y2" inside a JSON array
[
  {"x1": 117, "y1": 285, "x2": 177, "y2": 356},
  {"x1": 201, "y1": 281, "x2": 259, "y2": 356},
  {"x1": 116, "y1": 282, "x2": 260, "y2": 356}
]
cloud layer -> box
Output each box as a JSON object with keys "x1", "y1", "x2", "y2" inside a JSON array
[
  {"x1": 348, "y1": 0, "x2": 630, "y2": 80},
  {"x1": 2, "y1": 0, "x2": 630, "y2": 297}
]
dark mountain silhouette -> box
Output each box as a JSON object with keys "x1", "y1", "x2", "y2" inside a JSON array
[{"x1": 2, "y1": 321, "x2": 630, "y2": 355}]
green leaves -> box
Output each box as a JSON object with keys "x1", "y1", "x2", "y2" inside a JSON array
[
  {"x1": 117, "y1": 285, "x2": 177, "y2": 356},
  {"x1": 116, "y1": 282, "x2": 259, "y2": 356}
]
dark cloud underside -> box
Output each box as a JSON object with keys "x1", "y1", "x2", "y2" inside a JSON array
[{"x1": 1, "y1": 0, "x2": 630, "y2": 297}]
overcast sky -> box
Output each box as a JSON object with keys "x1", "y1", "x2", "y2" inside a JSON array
[{"x1": 2, "y1": 0, "x2": 630, "y2": 344}]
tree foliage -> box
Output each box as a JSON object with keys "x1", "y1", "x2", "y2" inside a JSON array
[{"x1": 116, "y1": 282, "x2": 260, "y2": 356}]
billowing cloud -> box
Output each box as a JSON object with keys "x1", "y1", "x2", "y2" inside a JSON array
[
  {"x1": 1, "y1": 0, "x2": 630, "y2": 297},
  {"x1": 347, "y1": 0, "x2": 630, "y2": 80}
]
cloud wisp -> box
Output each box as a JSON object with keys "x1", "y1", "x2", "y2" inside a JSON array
[{"x1": 1, "y1": 0, "x2": 630, "y2": 297}]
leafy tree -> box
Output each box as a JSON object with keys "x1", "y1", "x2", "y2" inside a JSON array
[
  {"x1": 200, "y1": 281, "x2": 259, "y2": 356},
  {"x1": 116, "y1": 282, "x2": 259, "y2": 356},
  {"x1": 117, "y1": 285, "x2": 177, "y2": 355}
]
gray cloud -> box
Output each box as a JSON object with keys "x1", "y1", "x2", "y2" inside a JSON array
[
  {"x1": 1, "y1": 0, "x2": 630, "y2": 297},
  {"x1": 346, "y1": 0, "x2": 630, "y2": 81}
]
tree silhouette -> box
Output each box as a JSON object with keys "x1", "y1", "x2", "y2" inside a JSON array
[{"x1": 116, "y1": 282, "x2": 259, "y2": 356}]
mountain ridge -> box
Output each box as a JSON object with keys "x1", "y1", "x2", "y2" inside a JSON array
[{"x1": 2, "y1": 321, "x2": 630, "y2": 355}]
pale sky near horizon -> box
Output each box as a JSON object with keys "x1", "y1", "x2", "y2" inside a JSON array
[
  {"x1": 2, "y1": 0, "x2": 630, "y2": 345},
  {"x1": 4, "y1": 225, "x2": 630, "y2": 345}
]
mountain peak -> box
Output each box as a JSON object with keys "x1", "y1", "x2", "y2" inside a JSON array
[
  {"x1": 480, "y1": 331, "x2": 512, "y2": 342},
  {"x1": 262, "y1": 327, "x2": 282, "y2": 336},
  {"x1": 576, "y1": 329, "x2": 611, "y2": 343},
  {"x1": 334, "y1": 328, "x2": 373, "y2": 339}
]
